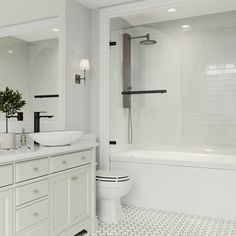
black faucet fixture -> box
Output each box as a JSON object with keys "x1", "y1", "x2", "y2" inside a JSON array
[{"x1": 34, "y1": 112, "x2": 54, "y2": 133}]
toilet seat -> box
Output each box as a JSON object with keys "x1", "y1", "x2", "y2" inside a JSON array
[{"x1": 96, "y1": 170, "x2": 130, "y2": 183}]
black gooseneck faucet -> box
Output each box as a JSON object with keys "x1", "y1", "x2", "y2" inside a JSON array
[{"x1": 34, "y1": 112, "x2": 54, "y2": 133}]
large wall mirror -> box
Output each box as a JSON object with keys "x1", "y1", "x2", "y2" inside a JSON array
[{"x1": 0, "y1": 17, "x2": 65, "y2": 132}]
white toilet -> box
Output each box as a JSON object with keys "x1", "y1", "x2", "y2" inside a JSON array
[{"x1": 96, "y1": 170, "x2": 133, "y2": 224}]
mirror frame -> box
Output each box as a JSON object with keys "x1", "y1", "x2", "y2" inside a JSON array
[{"x1": 0, "y1": 16, "x2": 66, "y2": 133}]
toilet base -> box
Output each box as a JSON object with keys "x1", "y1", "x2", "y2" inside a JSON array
[{"x1": 97, "y1": 198, "x2": 123, "y2": 224}]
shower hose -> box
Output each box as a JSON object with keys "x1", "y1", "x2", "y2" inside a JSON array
[{"x1": 128, "y1": 107, "x2": 133, "y2": 144}]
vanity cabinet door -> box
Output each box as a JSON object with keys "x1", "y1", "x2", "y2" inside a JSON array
[
  {"x1": 50, "y1": 166, "x2": 92, "y2": 236},
  {"x1": 50, "y1": 173, "x2": 71, "y2": 236},
  {"x1": 0, "y1": 189, "x2": 13, "y2": 236},
  {"x1": 71, "y1": 166, "x2": 91, "y2": 224}
]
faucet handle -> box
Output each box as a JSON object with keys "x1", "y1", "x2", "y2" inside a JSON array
[
  {"x1": 17, "y1": 112, "x2": 23, "y2": 121},
  {"x1": 34, "y1": 111, "x2": 47, "y2": 115}
]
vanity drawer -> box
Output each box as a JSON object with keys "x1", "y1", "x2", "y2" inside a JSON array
[
  {"x1": 0, "y1": 165, "x2": 13, "y2": 187},
  {"x1": 51, "y1": 150, "x2": 91, "y2": 173},
  {"x1": 16, "y1": 158, "x2": 49, "y2": 182},
  {"x1": 16, "y1": 200, "x2": 48, "y2": 232},
  {"x1": 16, "y1": 180, "x2": 48, "y2": 206},
  {"x1": 16, "y1": 223, "x2": 48, "y2": 236}
]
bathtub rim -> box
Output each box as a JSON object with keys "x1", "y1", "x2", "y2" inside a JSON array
[{"x1": 111, "y1": 150, "x2": 236, "y2": 171}]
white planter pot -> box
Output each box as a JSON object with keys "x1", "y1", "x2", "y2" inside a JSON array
[{"x1": 0, "y1": 133, "x2": 16, "y2": 149}]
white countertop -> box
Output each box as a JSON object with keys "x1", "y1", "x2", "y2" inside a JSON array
[{"x1": 0, "y1": 133, "x2": 97, "y2": 165}]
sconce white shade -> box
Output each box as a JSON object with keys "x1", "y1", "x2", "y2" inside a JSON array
[{"x1": 80, "y1": 59, "x2": 90, "y2": 71}]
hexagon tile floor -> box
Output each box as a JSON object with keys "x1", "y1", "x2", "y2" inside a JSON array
[{"x1": 93, "y1": 205, "x2": 236, "y2": 236}]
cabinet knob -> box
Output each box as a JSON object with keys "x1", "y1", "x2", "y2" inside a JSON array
[
  {"x1": 34, "y1": 189, "x2": 39, "y2": 194},
  {"x1": 81, "y1": 156, "x2": 86, "y2": 160},
  {"x1": 34, "y1": 212, "x2": 39, "y2": 217},
  {"x1": 62, "y1": 160, "x2": 67, "y2": 165},
  {"x1": 33, "y1": 167, "x2": 39, "y2": 172}
]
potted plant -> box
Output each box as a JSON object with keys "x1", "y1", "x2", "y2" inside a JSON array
[{"x1": 0, "y1": 87, "x2": 26, "y2": 149}]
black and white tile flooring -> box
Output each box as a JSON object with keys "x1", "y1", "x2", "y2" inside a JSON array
[{"x1": 94, "y1": 205, "x2": 236, "y2": 236}]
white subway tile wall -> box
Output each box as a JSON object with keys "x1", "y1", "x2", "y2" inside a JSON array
[{"x1": 110, "y1": 11, "x2": 236, "y2": 151}]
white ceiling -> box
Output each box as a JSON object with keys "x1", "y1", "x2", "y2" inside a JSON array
[
  {"x1": 122, "y1": 0, "x2": 236, "y2": 26},
  {"x1": 77, "y1": 0, "x2": 144, "y2": 9},
  {"x1": 77, "y1": 0, "x2": 236, "y2": 24},
  {"x1": 14, "y1": 28, "x2": 59, "y2": 42}
]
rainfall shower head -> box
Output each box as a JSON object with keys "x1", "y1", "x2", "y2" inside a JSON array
[
  {"x1": 131, "y1": 33, "x2": 157, "y2": 45},
  {"x1": 140, "y1": 34, "x2": 157, "y2": 45}
]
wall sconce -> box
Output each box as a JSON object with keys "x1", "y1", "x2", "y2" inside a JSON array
[{"x1": 75, "y1": 59, "x2": 90, "y2": 84}]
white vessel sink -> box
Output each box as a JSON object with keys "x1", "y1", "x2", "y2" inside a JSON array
[{"x1": 29, "y1": 131, "x2": 83, "y2": 146}]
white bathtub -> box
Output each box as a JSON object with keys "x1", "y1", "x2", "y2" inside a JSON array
[{"x1": 111, "y1": 150, "x2": 236, "y2": 220}]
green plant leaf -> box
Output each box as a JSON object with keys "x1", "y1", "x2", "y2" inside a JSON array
[{"x1": 0, "y1": 87, "x2": 26, "y2": 115}]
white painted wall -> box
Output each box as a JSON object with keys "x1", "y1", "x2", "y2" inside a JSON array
[
  {"x1": 91, "y1": 10, "x2": 100, "y2": 135},
  {"x1": 90, "y1": 10, "x2": 100, "y2": 139},
  {"x1": 65, "y1": 0, "x2": 91, "y2": 132},
  {"x1": 90, "y1": 10, "x2": 101, "y2": 164}
]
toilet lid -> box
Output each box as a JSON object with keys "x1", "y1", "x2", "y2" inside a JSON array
[{"x1": 96, "y1": 170, "x2": 130, "y2": 182}]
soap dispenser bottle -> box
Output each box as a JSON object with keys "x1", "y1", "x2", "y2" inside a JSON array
[{"x1": 20, "y1": 128, "x2": 27, "y2": 147}]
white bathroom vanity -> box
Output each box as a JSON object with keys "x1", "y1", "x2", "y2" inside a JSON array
[{"x1": 0, "y1": 135, "x2": 97, "y2": 236}]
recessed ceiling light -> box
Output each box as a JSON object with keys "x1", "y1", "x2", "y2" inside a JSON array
[
  {"x1": 181, "y1": 24, "x2": 191, "y2": 29},
  {"x1": 168, "y1": 8, "x2": 177, "y2": 13},
  {"x1": 52, "y1": 28, "x2": 60, "y2": 32},
  {"x1": 8, "y1": 49, "x2": 14, "y2": 54}
]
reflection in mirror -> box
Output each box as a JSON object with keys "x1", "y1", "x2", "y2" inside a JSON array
[{"x1": 0, "y1": 27, "x2": 59, "y2": 123}]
